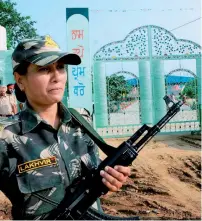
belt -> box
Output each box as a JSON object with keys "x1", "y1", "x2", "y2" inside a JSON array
[{"x1": 0, "y1": 114, "x2": 12, "y2": 117}]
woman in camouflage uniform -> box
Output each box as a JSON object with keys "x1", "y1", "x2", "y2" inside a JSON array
[{"x1": 0, "y1": 36, "x2": 130, "y2": 219}]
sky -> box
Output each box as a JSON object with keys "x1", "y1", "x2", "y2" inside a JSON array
[{"x1": 12, "y1": 0, "x2": 202, "y2": 77}]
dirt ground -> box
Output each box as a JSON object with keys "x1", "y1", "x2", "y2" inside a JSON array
[
  {"x1": 100, "y1": 134, "x2": 201, "y2": 220},
  {"x1": 0, "y1": 134, "x2": 201, "y2": 220}
]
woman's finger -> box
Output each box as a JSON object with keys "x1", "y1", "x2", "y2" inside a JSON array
[
  {"x1": 114, "y1": 165, "x2": 131, "y2": 177},
  {"x1": 102, "y1": 178, "x2": 120, "y2": 192},
  {"x1": 100, "y1": 169, "x2": 123, "y2": 188},
  {"x1": 103, "y1": 166, "x2": 127, "y2": 182}
]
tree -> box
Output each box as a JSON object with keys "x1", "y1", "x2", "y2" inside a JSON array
[
  {"x1": 106, "y1": 75, "x2": 133, "y2": 102},
  {"x1": 0, "y1": 0, "x2": 38, "y2": 49},
  {"x1": 181, "y1": 79, "x2": 197, "y2": 99}
]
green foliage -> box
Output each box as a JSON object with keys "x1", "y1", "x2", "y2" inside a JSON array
[
  {"x1": 106, "y1": 75, "x2": 133, "y2": 101},
  {"x1": 0, "y1": 0, "x2": 38, "y2": 49},
  {"x1": 182, "y1": 79, "x2": 197, "y2": 99}
]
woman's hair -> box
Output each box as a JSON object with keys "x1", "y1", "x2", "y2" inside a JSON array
[{"x1": 14, "y1": 61, "x2": 30, "y2": 103}]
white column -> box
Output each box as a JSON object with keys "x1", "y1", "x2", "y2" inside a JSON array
[{"x1": 0, "y1": 26, "x2": 7, "y2": 50}]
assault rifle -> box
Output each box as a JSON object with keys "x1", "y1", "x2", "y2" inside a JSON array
[{"x1": 44, "y1": 96, "x2": 184, "y2": 220}]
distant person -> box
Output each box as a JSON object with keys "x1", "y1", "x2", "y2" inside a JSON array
[
  {"x1": 179, "y1": 93, "x2": 187, "y2": 104},
  {"x1": 0, "y1": 85, "x2": 15, "y2": 118},
  {"x1": 6, "y1": 83, "x2": 18, "y2": 114},
  {"x1": 170, "y1": 93, "x2": 177, "y2": 103}
]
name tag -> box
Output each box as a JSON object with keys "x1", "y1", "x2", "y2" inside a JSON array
[{"x1": 18, "y1": 156, "x2": 57, "y2": 174}]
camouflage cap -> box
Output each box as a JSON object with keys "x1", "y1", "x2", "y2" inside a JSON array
[{"x1": 12, "y1": 35, "x2": 81, "y2": 71}]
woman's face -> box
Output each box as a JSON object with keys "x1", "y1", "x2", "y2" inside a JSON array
[{"x1": 16, "y1": 61, "x2": 67, "y2": 106}]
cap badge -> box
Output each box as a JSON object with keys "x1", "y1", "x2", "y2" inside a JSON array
[{"x1": 45, "y1": 35, "x2": 59, "y2": 49}]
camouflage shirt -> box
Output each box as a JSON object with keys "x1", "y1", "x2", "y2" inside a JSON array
[{"x1": 0, "y1": 102, "x2": 99, "y2": 219}]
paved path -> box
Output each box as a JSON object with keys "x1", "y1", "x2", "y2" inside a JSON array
[
  {"x1": 110, "y1": 101, "x2": 140, "y2": 125},
  {"x1": 109, "y1": 102, "x2": 197, "y2": 125}
]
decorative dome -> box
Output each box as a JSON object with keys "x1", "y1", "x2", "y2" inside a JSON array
[{"x1": 94, "y1": 25, "x2": 201, "y2": 61}]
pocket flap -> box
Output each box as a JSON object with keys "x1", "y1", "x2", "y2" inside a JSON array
[{"x1": 16, "y1": 166, "x2": 62, "y2": 194}]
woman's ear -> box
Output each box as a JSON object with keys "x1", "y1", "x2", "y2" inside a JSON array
[{"x1": 14, "y1": 72, "x2": 25, "y2": 91}]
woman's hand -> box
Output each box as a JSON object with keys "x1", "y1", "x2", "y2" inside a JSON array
[{"x1": 100, "y1": 165, "x2": 131, "y2": 192}]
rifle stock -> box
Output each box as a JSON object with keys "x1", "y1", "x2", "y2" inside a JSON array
[{"x1": 45, "y1": 96, "x2": 184, "y2": 220}]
